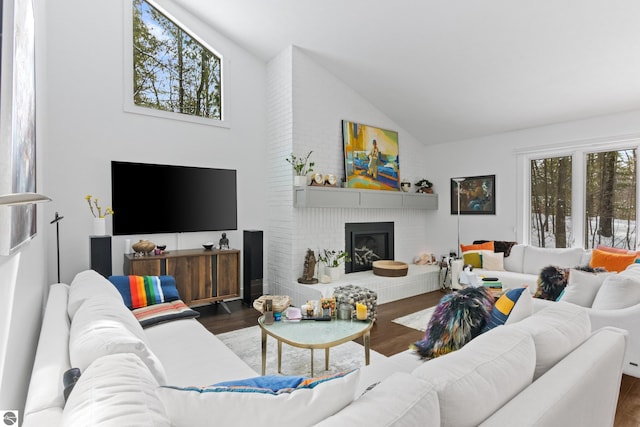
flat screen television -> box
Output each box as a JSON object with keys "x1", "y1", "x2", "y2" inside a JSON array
[{"x1": 111, "y1": 161, "x2": 237, "y2": 235}]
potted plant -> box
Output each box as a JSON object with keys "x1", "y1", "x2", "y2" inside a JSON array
[
  {"x1": 286, "y1": 151, "x2": 315, "y2": 186},
  {"x1": 415, "y1": 178, "x2": 434, "y2": 194},
  {"x1": 318, "y1": 249, "x2": 351, "y2": 282}
]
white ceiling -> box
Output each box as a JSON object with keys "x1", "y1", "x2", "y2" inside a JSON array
[{"x1": 172, "y1": 0, "x2": 640, "y2": 145}]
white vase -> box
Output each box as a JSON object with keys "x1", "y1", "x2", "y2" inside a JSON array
[
  {"x1": 92, "y1": 217, "x2": 106, "y2": 236},
  {"x1": 326, "y1": 266, "x2": 341, "y2": 282},
  {"x1": 293, "y1": 175, "x2": 307, "y2": 187}
]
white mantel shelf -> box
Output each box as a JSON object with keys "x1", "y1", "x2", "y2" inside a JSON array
[{"x1": 294, "y1": 185, "x2": 438, "y2": 210}]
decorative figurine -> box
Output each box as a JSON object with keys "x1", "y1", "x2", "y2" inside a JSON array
[
  {"x1": 219, "y1": 233, "x2": 230, "y2": 250},
  {"x1": 298, "y1": 249, "x2": 319, "y2": 284}
]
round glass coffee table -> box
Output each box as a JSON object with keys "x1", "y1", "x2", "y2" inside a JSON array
[{"x1": 257, "y1": 316, "x2": 373, "y2": 376}]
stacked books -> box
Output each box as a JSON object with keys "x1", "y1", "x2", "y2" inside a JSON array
[{"x1": 481, "y1": 277, "x2": 503, "y2": 289}]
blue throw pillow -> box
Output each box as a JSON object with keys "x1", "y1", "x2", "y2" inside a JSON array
[
  {"x1": 482, "y1": 287, "x2": 527, "y2": 332},
  {"x1": 108, "y1": 275, "x2": 180, "y2": 309}
]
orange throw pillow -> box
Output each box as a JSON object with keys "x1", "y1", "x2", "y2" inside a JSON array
[
  {"x1": 589, "y1": 249, "x2": 636, "y2": 273},
  {"x1": 460, "y1": 241, "x2": 494, "y2": 253}
]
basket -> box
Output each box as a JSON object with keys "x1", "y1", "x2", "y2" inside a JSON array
[
  {"x1": 253, "y1": 295, "x2": 292, "y2": 313},
  {"x1": 372, "y1": 260, "x2": 409, "y2": 277}
]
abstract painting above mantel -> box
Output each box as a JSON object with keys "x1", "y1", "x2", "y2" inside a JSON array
[
  {"x1": 450, "y1": 175, "x2": 495, "y2": 215},
  {"x1": 342, "y1": 120, "x2": 400, "y2": 191}
]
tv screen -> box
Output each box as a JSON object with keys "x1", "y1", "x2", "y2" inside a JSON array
[{"x1": 111, "y1": 161, "x2": 237, "y2": 235}]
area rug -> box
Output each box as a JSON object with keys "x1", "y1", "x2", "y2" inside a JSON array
[
  {"x1": 391, "y1": 306, "x2": 435, "y2": 332},
  {"x1": 218, "y1": 325, "x2": 386, "y2": 377}
]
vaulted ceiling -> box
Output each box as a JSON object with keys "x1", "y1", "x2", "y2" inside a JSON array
[{"x1": 172, "y1": 0, "x2": 640, "y2": 145}]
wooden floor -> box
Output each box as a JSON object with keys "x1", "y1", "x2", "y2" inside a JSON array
[{"x1": 196, "y1": 291, "x2": 640, "y2": 426}]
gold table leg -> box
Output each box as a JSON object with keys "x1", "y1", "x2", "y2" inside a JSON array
[
  {"x1": 325, "y1": 348, "x2": 330, "y2": 371},
  {"x1": 261, "y1": 329, "x2": 267, "y2": 375},
  {"x1": 278, "y1": 340, "x2": 282, "y2": 373},
  {"x1": 310, "y1": 348, "x2": 314, "y2": 377},
  {"x1": 364, "y1": 331, "x2": 371, "y2": 365}
]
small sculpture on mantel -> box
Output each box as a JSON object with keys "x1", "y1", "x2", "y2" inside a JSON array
[
  {"x1": 219, "y1": 233, "x2": 230, "y2": 250},
  {"x1": 298, "y1": 249, "x2": 319, "y2": 284}
]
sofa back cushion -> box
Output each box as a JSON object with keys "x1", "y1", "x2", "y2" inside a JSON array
[
  {"x1": 503, "y1": 244, "x2": 526, "y2": 273},
  {"x1": 592, "y1": 266, "x2": 640, "y2": 309},
  {"x1": 511, "y1": 302, "x2": 590, "y2": 380},
  {"x1": 69, "y1": 297, "x2": 167, "y2": 384},
  {"x1": 522, "y1": 246, "x2": 586, "y2": 275},
  {"x1": 62, "y1": 353, "x2": 170, "y2": 426},
  {"x1": 412, "y1": 326, "x2": 535, "y2": 426},
  {"x1": 67, "y1": 270, "x2": 124, "y2": 319}
]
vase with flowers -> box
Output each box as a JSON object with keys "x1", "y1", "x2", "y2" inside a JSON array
[
  {"x1": 286, "y1": 151, "x2": 315, "y2": 186},
  {"x1": 85, "y1": 194, "x2": 114, "y2": 236},
  {"x1": 318, "y1": 249, "x2": 351, "y2": 282}
]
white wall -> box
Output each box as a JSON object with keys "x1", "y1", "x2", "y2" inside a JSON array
[
  {"x1": 42, "y1": 0, "x2": 268, "y2": 284},
  {"x1": 424, "y1": 109, "x2": 640, "y2": 256}
]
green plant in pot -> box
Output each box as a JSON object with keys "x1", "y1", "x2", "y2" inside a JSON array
[
  {"x1": 318, "y1": 249, "x2": 351, "y2": 282},
  {"x1": 286, "y1": 151, "x2": 315, "y2": 186},
  {"x1": 415, "y1": 178, "x2": 434, "y2": 194}
]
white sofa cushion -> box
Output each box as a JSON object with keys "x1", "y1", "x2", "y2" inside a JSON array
[
  {"x1": 315, "y1": 372, "x2": 440, "y2": 427},
  {"x1": 67, "y1": 270, "x2": 124, "y2": 319},
  {"x1": 592, "y1": 267, "x2": 640, "y2": 310},
  {"x1": 522, "y1": 246, "x2": 586, "y2": 275},
  {"x1": 69, "y1": 297, "x2": 167, "y2": 384},
  {"x1": 503, "y1": 244, "x2": 526, "y2": 273},
  {"x1": 62, "y1": 353, "x2": 170, "y2": 426},
  {"x1": 511, "y1": 302, "x2": 590, "y2": 379},
  {"x1": 411, "y1": 326, "x2": 535, "y2": 426},
  {"x1": 559, "y1": 269, "x2": 615, "y2": 307},
  {"x1": 157, "y1": 370, "x2": 360, "y2": 427}
]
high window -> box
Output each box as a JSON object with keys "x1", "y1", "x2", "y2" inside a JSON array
[
  {"x1": 524, "y1": 142, "x2": 638, "y2": 250},
  {"x1": 129, "y1": 0, "x2": 223, "y2": 122}
]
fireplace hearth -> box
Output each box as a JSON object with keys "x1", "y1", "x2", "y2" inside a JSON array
[{"x1": 345, "y1": 222, "x2": 394, "y2": 273}]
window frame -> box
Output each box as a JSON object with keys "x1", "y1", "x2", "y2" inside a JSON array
[
  {"x1": 517, "y1": 135, "x2": 640, "y2": 249},
  {"x1": 123, "y1": 0, "x2": 230, "y2": 128}
]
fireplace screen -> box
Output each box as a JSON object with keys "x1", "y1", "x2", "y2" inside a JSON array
[{"x1": 345, "y1": 222, "x2": 394, "y2": 273}]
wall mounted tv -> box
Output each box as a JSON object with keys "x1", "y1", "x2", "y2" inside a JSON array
[{"x1": 111, "y1": 161, "x2": 237, "y2": 235}]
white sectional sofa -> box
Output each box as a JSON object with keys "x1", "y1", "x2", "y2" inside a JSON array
[{"x1": 23, "y1": 269, "x2": 627, "y2": 426}]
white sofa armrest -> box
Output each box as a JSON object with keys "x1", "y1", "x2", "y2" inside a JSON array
[{"x1": 480, "y1": 327, "x2": 627, "y2": 427}]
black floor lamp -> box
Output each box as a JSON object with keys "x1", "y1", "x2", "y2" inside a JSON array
[
  {"x1": 452, "y1": 177, "x2": 465, "y2": 258},
  {"x1": 50, "y1": 212, "x2": 64, "y2": 283}
]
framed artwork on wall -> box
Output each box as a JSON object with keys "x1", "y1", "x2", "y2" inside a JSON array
[
  {"x1": 0, "y1": 0, "x2": 38, "y2": 255},
  {"x1": 451, "y1": 175, "x2": 495, "y2": 215},
  {"x1": 342, "y1": 120, "x2": 401, "y2": 191}
]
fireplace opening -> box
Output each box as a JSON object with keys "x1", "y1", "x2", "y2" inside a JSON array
[{"x1": 345, "y1": 222, "x2": 394, "y2": 273}]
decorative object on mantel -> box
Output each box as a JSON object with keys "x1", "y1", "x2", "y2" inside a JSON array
[
  {"x1": 324, "y1": 174, "x2": 337, "y2": 186},
  {"x1": 372, "y1": 260, "x2": 409, "y2": 277},
  {"x1": 85, "y1": 194, "x2": 114, "y2": 236},
  {"x1": 298, "y1": 248, "x2": 319, "y2": 284},
  {"x1": 413, "y1": 252, "x2": 436, "y2": 265},
  {"x1": 342, "y1": 120, "x2": 401, "y2": 191},
  {"x1": 310, "y1": 173, "x2": 325, "y2": 186},
  {"x1": 318, "y1": 249, "x2": 351, "y2": 282},
  {"x1": 132, "y1": 239, "x2": 155, "y2": 256},
  {"x1": 286, "y1": 151, "x2": 315, "y2": 187},
  {"x1": 400, "y1": 180, "x2": 411, "y2": 192},
  {"x1": 415, "y1": 179, "x2": 433, "y2": 194}
]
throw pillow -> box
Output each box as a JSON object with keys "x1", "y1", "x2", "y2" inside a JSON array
[
  {"x1": 411, "y1": 286, "x2": 494, "y2": 359},
  {"x1": 132, "y1": 300, "x2": 200, "y2": 328},
  {"x1": 590, "y1": 249, "x2": 636, "y2": 273},
  {"x1": 108, "y1": 275, "x2": 180, "y2": 309},
  {"x1": 481, "y1": 251, "x2": 505, "y2": 271},
  {"x1": 597, "y1": 244, "x2": 633, "y2": 254},
  {"x1": 482, "y1": 287, "x2": 531, "y2": 332},
  {"x1": 62, "y1": 353, "x2": 170, "y2": 426},
  {"x1": 460, "y1": 241, "x2": 494, "y2": 254},
  {"x1": 156, "y1": 370, "x2": 359, "y2": 427},
  {"x1": 462, "y1": 251, "x2": 482, "y2": 268},
  {"x1": 534, "y1": 265, "x2": 569, "y2": 301},
  {"x1": 473, "y1": 240, "x2": 518, "y2": 257},
  {"x1": 558, "y1": 268, "x2": 615, "y2": 307}
]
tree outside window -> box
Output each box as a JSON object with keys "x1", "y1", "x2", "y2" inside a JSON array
[{"x1": 132, "y1": 0, "x2": 222, "y2": 120}]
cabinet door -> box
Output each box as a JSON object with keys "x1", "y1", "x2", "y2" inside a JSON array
[
  {"x1": 217, "y1": 252, "x2": 239, "y2": 298},
  {"x1": 129, "y1": 259, "x2": 162, "y2": 276},
  {"x1": 167, "y1": 255, "x2": 212, "y2": 305}
]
